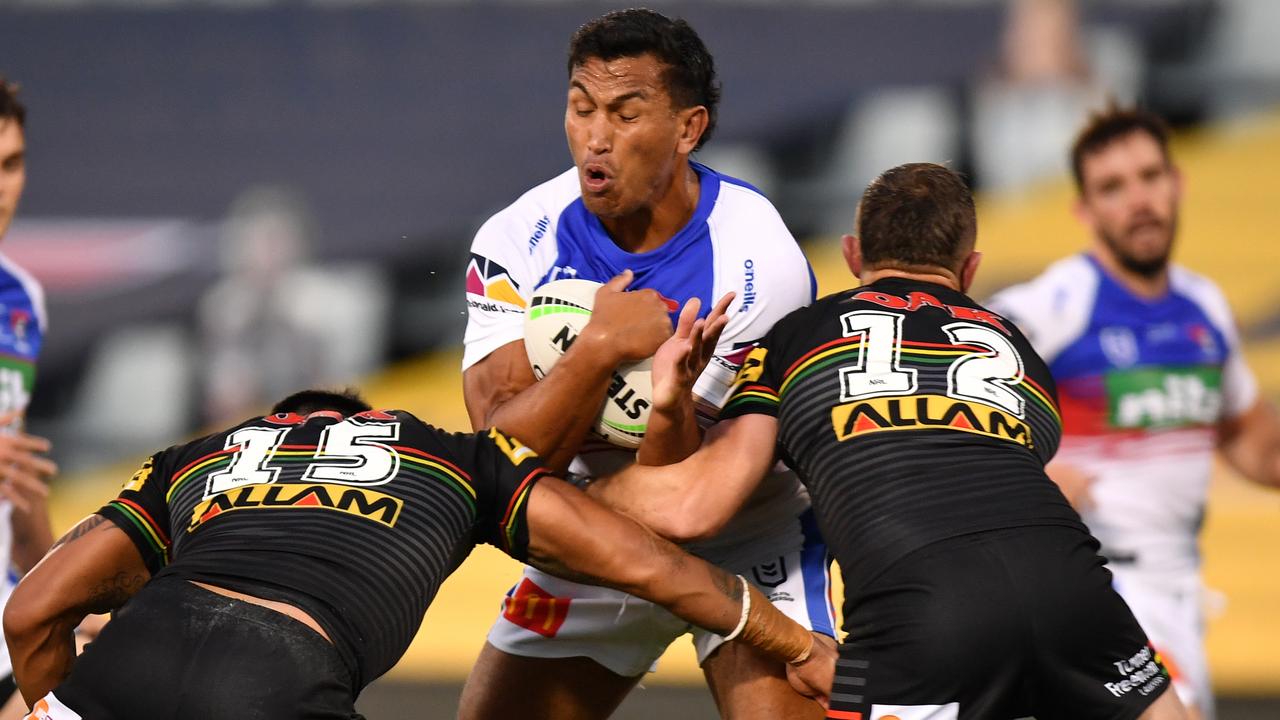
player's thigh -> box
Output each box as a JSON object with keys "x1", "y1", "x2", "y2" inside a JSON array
[
  {"x1": 457, "y1": 642, "x2": 641, "y2": 720},
  {"x1": 1016, "y1": 528, "x2": 1175, "y2": 720},
  {"x1": 460, "y1": 567, "x2": 686, "y2": 720},
  {"x1": 830, "y1": 534, "x2": 1036, "y2": 720},
  {"x1": 58, "y1": 580, "x2": 360, "y2": 720},
  {"x1": 701, "y1": 638, "x2": 827, "y2": 720}
]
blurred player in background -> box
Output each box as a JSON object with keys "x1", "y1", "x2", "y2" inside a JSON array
[
  {"x1": 591, "y1": 162, "x2": 1189, "y2": 719},
  {"x1": 3, "y1": 389, "x2": 834, "y2": 718},
  {"x1": 458, "y1": 9, "x2": 831, "y2": 720},
  {"x1": 0, "y1": 77, "x2": 57, "y2": 720},
  {"x1": 988, "y1": 106, "x2": 1280, "y2": 720}
]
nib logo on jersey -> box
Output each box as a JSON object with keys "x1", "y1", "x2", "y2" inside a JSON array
[{"x1": 466, "y1": 253, "x2": 526, "y2": 310}]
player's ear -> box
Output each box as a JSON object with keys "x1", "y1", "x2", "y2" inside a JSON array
[
  {"x1": 1071, "y1": 193, "x2": 1094, "y2": 230},
  {"x1": 676, "y1": 105, "x2": 709, "y2": 156},
  {"x1": 841, "y1": 234, "x2": 864, "y2": 278},
  {"x1": 959, "y1": 251, "x2": 982, "y2": 293}
]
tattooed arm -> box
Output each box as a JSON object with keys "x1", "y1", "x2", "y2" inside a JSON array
[
  {"x1": 3, "y1": 514, "x2": 150, "y2": 705},
  {"x1": 524, "y1": 478, "x2": 831, "y2": 690}
]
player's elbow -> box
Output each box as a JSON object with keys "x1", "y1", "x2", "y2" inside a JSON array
[
  {"x1": 654, "y1": 500, "x2": 731, "y2": 544},
  {"x1": 3, "y1": 582, "x2": 54, "y2": 657}
]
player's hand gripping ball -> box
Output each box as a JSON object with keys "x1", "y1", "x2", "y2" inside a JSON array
[{"x1": 524, "y1": 279, "x2": 654, "y2": 448}]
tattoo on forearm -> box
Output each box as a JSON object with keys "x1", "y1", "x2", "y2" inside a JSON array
[
  {"x1": 86, "y1": 571, "x2": 146, "y2": 614},
  {"x1": 50, "y1": 515, "x2": 112, "y2": 550},
  {"x1": 711, "y1": 568, "x2": 741, "y2": 601}
]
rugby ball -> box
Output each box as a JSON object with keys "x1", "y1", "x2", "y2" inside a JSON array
[{"x1": 524, "y1": 279, "x2": 653, "y2": 449}]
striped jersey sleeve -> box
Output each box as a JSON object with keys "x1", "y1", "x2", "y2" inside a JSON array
[
  {"x1": 456, "y1": 427, "x2": 554, "y2": 562},
  {"x1": 98, "y1": 452, "x2": 174, "y2": 574},
  {"x1": 719, "y1": 341, "x2": 784, "y2": 419}
]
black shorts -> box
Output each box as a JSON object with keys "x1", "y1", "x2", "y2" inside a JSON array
[
  {"x1": 48, "y1": 577, "x2": 364, "y2": 720},
  {"x1": 828, "y1": 526, "x2": 1171, "y2": 720}
]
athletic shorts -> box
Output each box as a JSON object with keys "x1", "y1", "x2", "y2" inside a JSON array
[
  {"x1": 1110, "y1": 565, "x2": 1213, "y2": 719},
  {"x1": 827, "y1": 526, "x2": 1171, "y2": 720},
  {"x1": 27, "y1": 578, "x2": 364, "y2": 720},
  {"x1": 487, "y1": 508, "x2": 836, "y2": 677}
]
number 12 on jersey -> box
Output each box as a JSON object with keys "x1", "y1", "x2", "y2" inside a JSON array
[{"x1": 837, "y1": 310, "x2": 1027, "y2": 418}]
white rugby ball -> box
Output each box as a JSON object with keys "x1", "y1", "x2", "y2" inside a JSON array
[{"x1": 524, "y1": 278, "x2": 653, "y2": 449}]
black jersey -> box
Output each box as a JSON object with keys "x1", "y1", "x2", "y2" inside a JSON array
[
  {"x1": 720, "y1": 278, "x2": 1085, "y2": 602},
  {"x1": 97, "y1": 410, "x2": 551, "y2": 689}
]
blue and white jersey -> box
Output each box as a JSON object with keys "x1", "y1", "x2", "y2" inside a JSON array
[
  {"x1": 990, "y1": 254, "x2": 1257, "y2": 574},
  {"x1": 0, "y1": 251, "x2": 46, "y2": 677},
  {"x1": 463, "y1": 162, "x2": 816, "y2": 557}
]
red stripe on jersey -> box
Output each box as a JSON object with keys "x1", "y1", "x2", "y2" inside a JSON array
[
  {"x1": 390, "y1": 446, "x2": 474, "y2": 482},
  {"x1": 169, "y1": 448, "x2": 236, "y2": 486},
  {"x1": 499, "y1": 468, "x2": 552, "y2": 532},
  {"x1": 784, "y1": 337, "x2": 864, "y2": 378},
  {"x1": 116, "y1": 497, "x2": 171, "y2": 545}
]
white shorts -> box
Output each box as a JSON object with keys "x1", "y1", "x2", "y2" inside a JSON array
[
  {"x1": 1110, "y1": 566, "x2": 1213, "y2": 719},
  {"x1": 487, "y1": 508, "x2": 836, "y2": 677},
  {"x1": 23, "y1": 693, "x2": 82, "y2": 720}
]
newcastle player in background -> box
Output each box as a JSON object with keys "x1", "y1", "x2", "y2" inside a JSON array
[
  {"x1": 990, "y1": 106, "x2": 1280, "y2": 720},
  {"x1": 590, "y1": 163, "x2": 1189, "y2": 719},
  {"x1": 0, "y1": 77, "x2": 57, "y2": 720},
  {"x1": 3, "y1": 386, "x2": 832, "y2": 719}
]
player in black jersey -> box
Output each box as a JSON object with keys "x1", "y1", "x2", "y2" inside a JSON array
[
  {"x1": 2, "y1": 389, "x2": 833, "y2": 719},
  {"x1": 591, "y1": 164, "x2": 1188, "y2": 719}
]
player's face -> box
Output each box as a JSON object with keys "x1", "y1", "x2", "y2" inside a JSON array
[
  {"x1": 1076, "y1": 131, "x2": 1180, "y2": 278},
  {"x1": 565, "y1": 54, "x2": 696, "y2": 219},
  {"x1": 0, "y1": 119, "x2": 26, "y2": 241}
]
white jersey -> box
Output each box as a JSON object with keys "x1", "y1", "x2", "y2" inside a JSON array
[
  {"x1": 989, "y1": 254, "x2": 1258, "y2": 575},
  {"x1": 0, "y1": 251, "x2": 48, "y2": 679},
  {"x1": 463, "y1": 163, "x2": 816, "y2": 558}
]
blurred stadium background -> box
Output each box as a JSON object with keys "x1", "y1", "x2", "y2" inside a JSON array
[{"x1": 2, "y1": 0, "x2": 1278, "y2": 716}]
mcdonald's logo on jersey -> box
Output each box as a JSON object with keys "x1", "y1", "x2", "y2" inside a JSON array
[
  {"x1": 831, "y1": 395, "x2": 1033, "y2": 449},
  {"x1": 502, "y1": 577, "x2": 572, "y2": 638}
]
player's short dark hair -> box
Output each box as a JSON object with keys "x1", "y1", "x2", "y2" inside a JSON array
[
  {"x1": 856, "y1": 163, "x2": 977, "y2": 275},
  {"x1": 568, "y1": 8, "x2": 720, "y2": 150},
  {"x1": 0, "y1": 76, "x2": 25, "y2": 129},
  {"x1": 1071, "y1": 104, "x2": 1171, "y2": 192},
  {"x1": 270, "y1": 389, "x2": 371, "y2": 417}
]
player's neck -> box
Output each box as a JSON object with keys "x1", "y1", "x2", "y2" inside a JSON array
[
  {"x1": 1089, "y1": 246, "x2": 1169, "y2": 299},
  {"x1": 600, "y1": 163, "x2": 700, "y2": 254},
  {"x1": 859, "y1": 267, "x2": 963, "y2": 292}
]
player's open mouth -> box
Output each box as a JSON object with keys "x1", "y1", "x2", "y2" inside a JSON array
[{"x1": 582, "y1": 164, "x2": 613, "y2": 192}]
